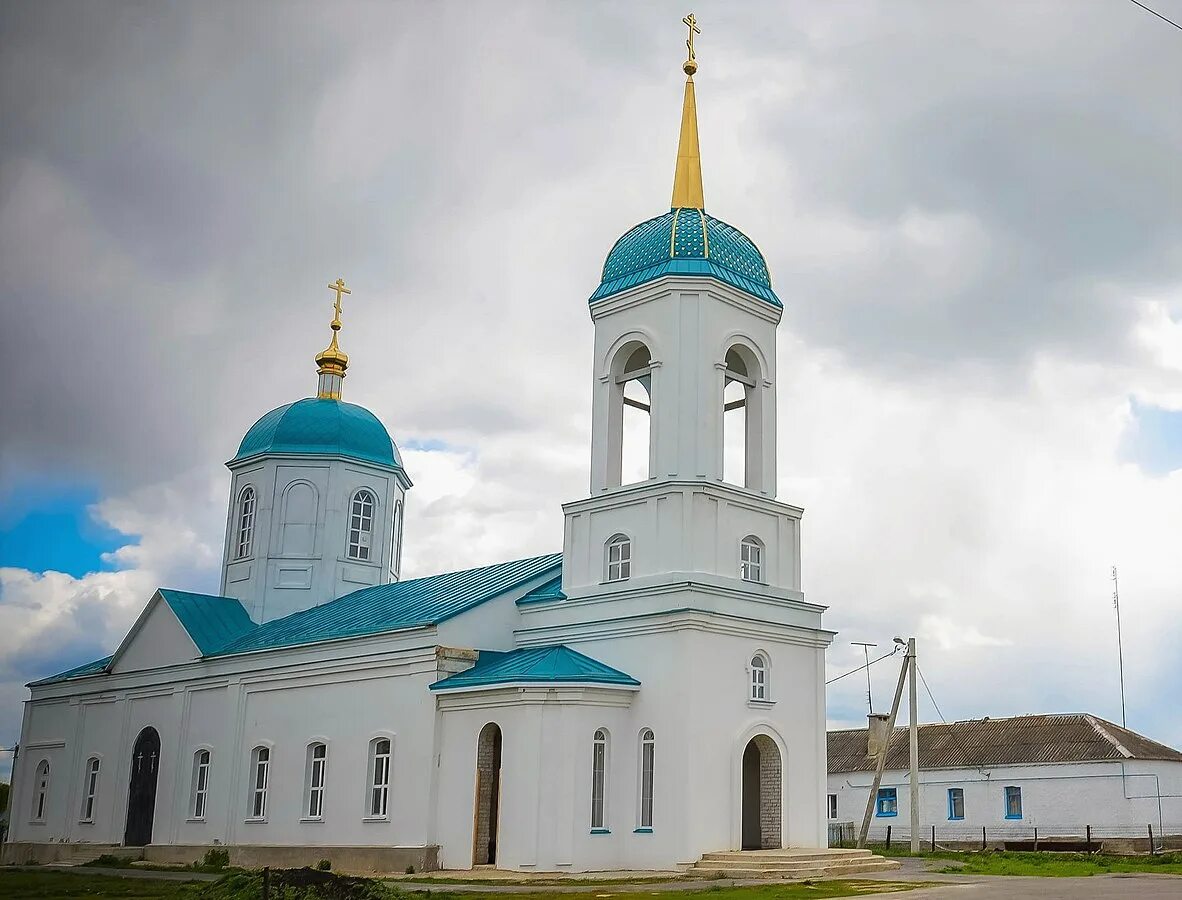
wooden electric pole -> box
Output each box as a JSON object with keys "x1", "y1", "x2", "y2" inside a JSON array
[{"x1": 908, "y1": 637, "x2": 920, "y2": 852}]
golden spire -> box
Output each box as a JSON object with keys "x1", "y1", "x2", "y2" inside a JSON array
[
  {"x1": 671, "y1": 12, "x2": 704, "y2": 210},
  {"x1": 315, "y1": 278, "x2": 351, "y2": 400}
]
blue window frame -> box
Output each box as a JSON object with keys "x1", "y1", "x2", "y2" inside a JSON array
[
  {"x1": 875, "y1": 787, "x2": 898, "y2": 817},
  {"x1": 1004, "y1": 785, "x2": 1023, "y2": 819},
  {"x1": 947, "y1": 787, "x2": 965, "y2": 820}
]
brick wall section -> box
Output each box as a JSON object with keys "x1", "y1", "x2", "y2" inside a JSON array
[
  {"x1": 473, "y1": 725, "x2": 498, "y2": 865},
  {"x1": 756, "y1": 735, "x2": 782, "y2": 849}
]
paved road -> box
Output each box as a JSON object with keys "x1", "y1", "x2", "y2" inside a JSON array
[{"x1": 865, "y1": 874, "x2": 1182, "y2": 899}]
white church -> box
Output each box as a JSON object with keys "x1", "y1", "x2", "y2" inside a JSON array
[{"x1": 4, "y1": 28, "x2": 838, "y2": 873}]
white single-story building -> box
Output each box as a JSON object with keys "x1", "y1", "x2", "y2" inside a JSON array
[{"x1": 827, "y1": 713, "x2": 1182, "y2": 849}]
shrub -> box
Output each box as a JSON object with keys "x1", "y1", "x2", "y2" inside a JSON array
[
  {"x1": 201, "y1": 847, "x2": 230, "y2": 870},
  {"x1": 404, "y1": 865, "x2": 415, "y2": 875},
  {"x1": 316, "y1": 858, "x2": 332, "y2": 871}
]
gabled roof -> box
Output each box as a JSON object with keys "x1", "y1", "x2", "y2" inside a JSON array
[
  {"x1": 517, "y1": 573, "x2": 565, "y2": 605},
  {"x1": 213, "y1": 552, "x2": 562, "y2": 657},
  {"x1": 159, "y1": 589, "x2": 256, "y2": 655},
  {"x1": 827, "y1": 713, "x2": 1182, "y2": 774},
  {"x1": 430, "y1": 645, "x2": 639, "y2": 691}
]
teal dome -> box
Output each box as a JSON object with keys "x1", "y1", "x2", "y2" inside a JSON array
[
  {"x1": 232, "y1": 398, "x2": 403, "y2": 468},
  {"x1": 590, "y1": 208, "x2": 780, "y2": 307}
]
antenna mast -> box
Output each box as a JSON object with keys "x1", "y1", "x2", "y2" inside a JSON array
[
  {"x1": 1111, "y1": 566, "x2": 1127, "y2": 728},
  {"x1": 851, "y1": 642, "x2": 877, "y2": 714}
]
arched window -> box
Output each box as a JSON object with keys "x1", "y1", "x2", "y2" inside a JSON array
[
  {"x1": 749, "y1": 653, "x2": 768, "y2": 702},
  {"x1": 32, "y1": 759, "x2": 50, "y2": 822},
  {"x1": 605, "y1": 534, "x2": 631, "y2": 582},
  {"x1": 740, "y1": 535, "x2": 764, "y2": 583},
  {"x1": 590, "y1": 729, "x2": 608, "y2": 830},
  {"x1": 235, "y1": 486, "x2": 256, "y2": 559},
  {"x1": 368, "y1": 738, "x2": 392, "y2": 818},
  {"x1": 80, "y1": 757, "x2": 100, "y2": 822},
  {"x1": 638, "y1": 729, "x2": 655, "y2": 829},
  {"x1": 609, "y1": 342, "x2": 653, "y2": 487},
  {"x1": 722, "y1": 345, "x2": 764, "y2": 489},
  {"x1": 191, "y1": 750, "x2": 211, "y2": 819},
  {"x1": 347, "y1": 490, "x2": 375, "y2": 561},
  {"x1": 305, "y1": 742, "x2": 328, "y2": 819},
  {"x1": 391, "y1": 500, "x2": 403, "y2": 579},
  {"x1": 248, "y1": 746, "x2": 269, "y2": 819}
]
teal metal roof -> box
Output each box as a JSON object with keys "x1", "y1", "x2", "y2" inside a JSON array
[
  {"x1": 232, "y1": 398, "x2": 403, "y2": 469},
  {"x1": 590, "y1": 208, "x2": 780, "y2": 307},
  {"x1": 159, "y1": 589, "x2": 255, "y2": 656},
  {"x1": 31, "y1": 655, "x2": 114, "y2": 686},
  {"x1": 213, "y1": 552, "x2": 562, "y2": 657},
  {"x1": 430, "y1": 645, "x2": 639, "y2": 691},
  {"x1": 517, "y1": 573, "x2": 565, "y2": 605}
]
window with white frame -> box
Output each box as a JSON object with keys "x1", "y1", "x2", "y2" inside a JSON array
[
  {"x1": 80, "y1": 757, "x2": 100, "y2": 822},
  {"x1": 369, "y1": 738, "x2": 391, "y2": 818},
  {"x1": 740, "y1": 535, "x2": 763, "y2": 583},
  {"x1": 305, "y1": 742, "x2": 327, "y2": 819},
  {"x1": 591, "y1": 729, "x2": 608, "y2": 830},
  {"x1": 827, "y1": 793, "x2": 838, "y2": 820},
  {"x1": 749, "y1": 653, "x2": 768, "y2": 701},
  {"x1": 606, "y1": 534, "x2": 631, "y2": 582},
  {"x1": 249, "y1": 746, "x2": 269, "y2": 819},
  {"x1": 347, "y1": 490, "x2": 375, "y2": 560},
  {"x1": 236, "y1": 486, "x2": 256, "y2": 559},
  {"x1": 191, "y1": 749, "x2": 211, "y2": 819},
  {"x1": 32, "y1": 759, "x2": 50, "y2": 821},
  {"x1": 638, "y1": 728, "x2": 655, "y2": 829}
]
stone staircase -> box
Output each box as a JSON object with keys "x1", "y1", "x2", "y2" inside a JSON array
[{"x1": 688, "y1": 847, "x2": 900, "y2": 880}]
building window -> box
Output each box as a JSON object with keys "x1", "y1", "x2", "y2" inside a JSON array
[
  {"x1": 827, "y1": 793, "x2": 838, "y2": 820},
  {"x1": 249, "y1": 746, "x2": 270, "y2": 819},
  {"x1": 740, "y1": 535, "x2": 763, "y2": 582},
  {"x1": 638, "y1": 728, "x2": 655, "y2": 829},
  {"x1": 391, "y1": 500, "x2": 403, "y2": 579},
  {"x1": 1004, "y1": 785, "x2": 1023, "y2": 819},
  {"x1": 236, "y1": 486, "x2": 256, "y2": 559},
  {"x1": 876, "y1": 787, "x2": 898, "y2": 817},
  {"x1": 948, "y1": 787, "x2": 965, "y2": 820},
  {"x1": 305, "y1": 742, "x2": 327, "y2": 819},
  {"x1": 32, "y1": 760, "x2": 50, "y2": 822},
  {"x1": 591, "y1": 729, "x2": 608, "y2": 830},
  {"x1": 606, "y1": 534, "x2": 631, "y2": 582},
  {"x1": 347, "y1": 490, "x2": 375, "y2": 560},
  {"x1": 369, "y1": 738, "x2": 391, "y2": 818},
  {"x1": 191, "y1": 750, "x2": 211, "y2": 820},
  {"x1": 80, "y1": 757, "x2": 100, "y2": 822},
  {"x1": 749, "y1": 653, "x2": 768, "y2": 701}
]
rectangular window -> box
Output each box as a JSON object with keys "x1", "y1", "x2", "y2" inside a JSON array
[
  {"x1": 827, "y1": 793, "x2": 838, "y2": 820},
  {"x1": 639, "y1": 733, "x2": 655, "y2": 828},
  {"x1": 370, "y1": 739, "x2": 391, "y2": 818},
  {"x1": 876, "y1": 787, "x2": 898, "y2": 817},
  {"x1": 193, "y1": 751, "x2": 211, "y2": 819},
  {"x1": 591, "y1": 733, "x2": 607, "y2": 829},
  {"x1": 947, "y1": 787, "x2": 965, "y2": 820},
  {"x1": 307, "y1": 744, "x2": 327, "y2": 819},
  {"x1": 607, "y1": 539, "x2": 631, "y2": 582},
  {"x1": 81, "y1": 758, "x2": 100, "y2": 821},
  {"x1": 251, "y1": 747, "x2": 269, "y2": 819},
  {"x1": 740, "y1": 541, "x2": 763, "y2": 582},
  {"x1": 1004, "y1": 785, "x2": 1022, "y2": 819}
]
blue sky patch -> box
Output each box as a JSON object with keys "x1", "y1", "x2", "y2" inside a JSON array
[
  {"x1": 1122, "y1": 400, "x2": 1182, "y2": 477},
  {"x1": 0, "y1": 481, "x2": 134, "y2": 577}
]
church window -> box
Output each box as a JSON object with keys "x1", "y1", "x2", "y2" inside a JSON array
[
  {"x1": 236, "y1": 486, "x2": 256, "y2": 559},
  {"x1": 305, "y1": 742, "x2": 328, "y2": 819},
  {"x1": 638, "y1": 729, "x2": 655, "y2": 829},
  {"x1": 32, "y1": 759, "x2": 50, "y2": 822},
  {"x1": 828, "y1": 793, "x2": 839, "y2": 820},
  {"x1": 609, "y1": 342, "x2": 653, "y2": 487},
  {"x1": 369, "y1": 738, "x2": 391, "y2": 818},
  {"x1": 191, "y1": 750, "x2": 211, "y2": 820},
  {"x1": 590, "y1": 729, "x2": 608, "y2": 830},
  {"x1": 347, "y1": 490, "x2": 375, "y2": 561},
  {"x1": 80, "y1": 757, "x2": 100, "y2": 822},
  {"x1": 605, "y1": 534, "x2": 631, "y2": 582},
  {"x1": 749, "y1": 653, "x2": 768, "y2": 701},
  {"x1": 391, "y1": 500, "x2": 403, "y2": 579},
  {"x1": 249, "y1": 746, "x2": 270, "y2": 819},
  {"x1": 722, "y1": 345, "x2": 763, "y2": 489},
  {"x1": 740, "y1": 536, "x2": 763, "y2": 583}
]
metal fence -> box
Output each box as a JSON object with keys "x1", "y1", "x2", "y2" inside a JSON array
[{"x1": 829, "y1": 821, "x2": 1182, "y2": 853}]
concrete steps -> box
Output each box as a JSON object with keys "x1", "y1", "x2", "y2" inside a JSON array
[{"x1": 688, "y1": 848, "x2": 900, "y2": 880}]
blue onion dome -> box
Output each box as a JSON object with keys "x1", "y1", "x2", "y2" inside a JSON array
[
  {"x1": 232, "y1": 398, "x2": 403, "y2": 469},
  {"x1": 590, "y1": 209, "x2": 779, "y2": 307}
]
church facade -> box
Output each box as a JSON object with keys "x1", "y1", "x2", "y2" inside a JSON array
[{"x1": 4, "y1": 35, "x2": 834, "y2": 873}]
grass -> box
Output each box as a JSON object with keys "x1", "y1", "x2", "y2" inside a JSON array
[{"x1": 872, "y1": 847, "x2": 1182, "y2": 877}]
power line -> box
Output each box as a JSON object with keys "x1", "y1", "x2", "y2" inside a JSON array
[
  {"x1": 916, "y1": 664, "x2": 947, "y2": 723},
  {"x1": 826, "y1": 646, "x2": 899, "y2": 686},
  {"x1": 1128, "y1": 0, "x2": 1182, "y2": 31}
]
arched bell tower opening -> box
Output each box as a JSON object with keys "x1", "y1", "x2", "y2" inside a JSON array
[
  {"x1": 607, "y1": 342, "x2": 654, "y2": 488},
  {"x1": 722, "y1": 344, "x2": 764, "y2": 490}
]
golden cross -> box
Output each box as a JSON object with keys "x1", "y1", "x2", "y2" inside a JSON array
[
  {"x1": 327, "y1": 277, "x2": 351, "y2": 325},
  {"x1": 683, "y1": 13, "x2": 701, "y2": 63}
]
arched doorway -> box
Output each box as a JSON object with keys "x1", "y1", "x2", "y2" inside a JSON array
[
  {"x1": 472, "y1": 723, "x2": 503, "y2": 866},
  {"x1": 741, "y1": 734, "x2": 782, "y2": 850},
  {"x1": 124, "y1": 727, "x2": 161, "y2": 846}
]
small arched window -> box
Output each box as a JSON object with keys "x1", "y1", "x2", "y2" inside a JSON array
[
  {"x1": 80, "y1": 757, "x2": 100, "y2": 822},
  {"x1": 347, "y1": 490, "x2": 376, "y2": 560},
  {"x1": 305, "y1": 742, "x2": 328, "y2": 819},
  {"x1": 191, "y1": 749, "x2": 211, "y2": 819},
  {"x1": 605, "y1": 534, "x2": 631, "y2": 582},
  {"x1": 740, "y1": 535, "x2": 763, "y2": 583},
  {"x1": 749, "y1": 653, "x2": 768, "y2": 702},
  {"x1": 391, "y1": 500, "x2": 404, "y2": 579},
  {"x1": 248, "y1": 746, "x2": 269, "y2": 819},
  {"x1": 590, "y1": 729, "x2": 609, "y2": 829},
  {"x1": 32, "y1": 759, "x2": 50, "y2": 822},
  {"x1": 638, "y1": 729, "x2": 655, "y2": 829},
  {"x1": 368, "y1": 738, "x2": 392, "y2": 818},
  {"x1": 235, "y1": 486, "x2": 256, "y2": 559}
]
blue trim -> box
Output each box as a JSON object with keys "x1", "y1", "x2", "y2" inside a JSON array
[
  {"x1": 633, "y1": 827, "x2": 653, "y2": 834},
  {"x1": 590, "y1": 828, "x2": 610, "y2": 835},
  {"x1": 947, "y1": 787, "x2": 965, "y2": 821},
  {"x1": 1004, "y1": 785, "x2": 1023, "y2": 819},
  {"x1": 875, "y1": 787, "x2": 898, "y2": 817}
]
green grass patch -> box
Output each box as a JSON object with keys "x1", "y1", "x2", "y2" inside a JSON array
[
  {"x1": 872, "y1": 847, "x2": 1182, "y2": 877},
  {"x1": 0, "y1": 868, "x2": 202, "y2": 899}
]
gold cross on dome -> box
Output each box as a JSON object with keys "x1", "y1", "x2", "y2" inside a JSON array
[
  {"x1": 327, "y1": 277, "x2": 351, "y2": 325},
  {"x1": 683, "y1": 13, "x2": 701, "y2": 63}
]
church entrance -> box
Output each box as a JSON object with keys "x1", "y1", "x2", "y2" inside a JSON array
[
  {"x1": 740, "y1": 735, "x2": 782, "y2": 850},
  {"x1": 472, "y1": 723, "x2": 502, "y2": 866},
  {"x1": 124, "y1": 726, "x2": 161, "y2": 847}
]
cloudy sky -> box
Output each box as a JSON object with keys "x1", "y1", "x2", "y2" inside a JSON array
[{"x1": 1, "y1": 0, "x2": 1180, "y2": 777}]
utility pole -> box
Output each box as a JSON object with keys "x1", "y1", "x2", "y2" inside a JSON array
[
  {"x1": 908, "y1": 637, "x2": 920, "y2": 852},
  {"x1": 857, "y1": 640, "x2": 909, "y2": 849},
  {"x1": 852, "y1": 642, "x2": 877, "y2": 714},
  {"x1": 1112, "y1": 566, "x2": 1127, "y2": 728}
]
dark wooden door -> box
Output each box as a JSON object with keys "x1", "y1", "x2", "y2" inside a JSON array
[
  {"x1": 741, "y1": 740, "x2": 761, "y2": 850},
  {"x1": 124, "y1": 727, "x2": 161, "y2": 846}
]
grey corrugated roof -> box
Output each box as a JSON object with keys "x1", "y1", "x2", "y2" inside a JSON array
[{"x1": 827, "y1": 713, "x2": 1182, "y2": 773}]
